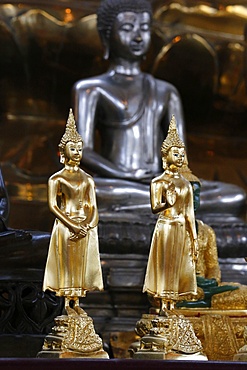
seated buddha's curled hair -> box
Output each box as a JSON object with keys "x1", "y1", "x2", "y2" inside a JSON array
[{"x1": 97, "y1": 0, "x2": 153, "y2": 41}]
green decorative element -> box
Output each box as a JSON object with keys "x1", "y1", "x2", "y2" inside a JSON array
[{"x1": 176, "y1": 276, "x2": 239, "y2": 308}]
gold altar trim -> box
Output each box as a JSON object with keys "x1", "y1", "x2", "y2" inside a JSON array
[
  {"x1": 178, "y1": 308, "x2": 247, "y2": 317},
  {"x1": 174, "y1": 310, "x2": 247, "y2": 361}
]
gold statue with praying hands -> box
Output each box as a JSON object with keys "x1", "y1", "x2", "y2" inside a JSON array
[
  {"x1": 143, "y1": 115, "x2": 198, "y2": 313},
  {"x1": 132, "y1": 116, "x2": 207, "y2": 361},
  {"x1": 38, "y1": 109, "x2": 108, "y2": 359}
]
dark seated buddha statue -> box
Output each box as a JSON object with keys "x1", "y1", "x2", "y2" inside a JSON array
[
  {"x1": 72, "y1": 0, "x2": 246, "y2": 222},
  {"x1": 0, "y1": 168, "x2": 50, "y2": 274}
]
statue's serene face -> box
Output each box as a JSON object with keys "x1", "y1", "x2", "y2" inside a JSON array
[
  {"x1": 166, "y1": 147, "x2": 185, "y2": 168},
  {"x1": 65, "y1": 141, "x2": 83, "y2": 164},
  {"x1": 110, "y1": 11, "x2": 151, "y2": 60}
]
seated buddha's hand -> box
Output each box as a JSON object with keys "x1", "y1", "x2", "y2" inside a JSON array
[{"x1": 131, "y1": 168, "x2": 152, "y2": 180}]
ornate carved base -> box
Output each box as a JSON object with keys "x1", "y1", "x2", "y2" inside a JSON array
[
  {"x1": 128, "y1": 309, "x2": 247, "y2": 361},
  {"x1": 37, "y1": 310, "x2": 109, "y2": 359},
  {"x1": 131, "y1": 312, "x2": 207, "y2": 361},
  {"x1": 181, "y1": 309, "x2": 247, "y2": 361}
]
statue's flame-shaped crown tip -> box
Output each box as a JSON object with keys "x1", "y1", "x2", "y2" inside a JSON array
[
  {"x1": 167, "y1": 115, "x2": 178, "y2": 136},
  {"x1": 59, "y1": 108, "x2": 83, "y2": 150},
  {"x1": 161, "y1": 115, "x2": 185, "y2": 157}
]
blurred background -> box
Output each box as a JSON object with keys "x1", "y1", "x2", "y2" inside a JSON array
[{"x1": 0, "y1": 0, "x2": 246, "y2": 231}]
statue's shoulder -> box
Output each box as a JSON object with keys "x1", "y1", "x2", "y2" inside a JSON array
[
  {"x1": 151, "y1": 172, "x2": 170, "y2": 185},
  {"x1": 73, "y1": 73, "x2": 110, "y2": 92},
  {"x1": 145, "y1": 73, "x2": 179, "y2": 97},
  {"x1": 76, "y1": 168, "x2": 95, "y2": 187},
  {"x1": 78, "y1": 168, "x2": 95, "y2": 184},
  {"x1": 48, "y1": 168, "x2": 66, "y2": 182},
  {"x1": 197, "y1": 219, "x2": 215, "y2": 235},
  {"x1": 48, "y1": 169, "x2": 95, "y2": 189}
]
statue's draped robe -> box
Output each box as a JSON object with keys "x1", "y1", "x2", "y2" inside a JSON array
[
  {"x1": 75, "y1": 72, "x2": 184, "y2": 174},
  {"x1": 43, "y1": 168, "x2": 103, "y2": 296},
  {"x1": 143, "y1": 173, "x2": 197, "y2": 300}
]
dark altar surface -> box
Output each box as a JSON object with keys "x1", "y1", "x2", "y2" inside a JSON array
[{"x1": 0, "y1": 359, "x2": 246, "y2": 370}]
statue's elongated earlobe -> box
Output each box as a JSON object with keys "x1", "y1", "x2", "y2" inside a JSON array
[
  {"x1": 60, "y1": 153, "x2": 65, "y2": 164},
  {"x1": 103, "y1": 40, "x2": 110, "y2": 60}
]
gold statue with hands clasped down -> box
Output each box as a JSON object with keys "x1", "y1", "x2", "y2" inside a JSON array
[
  {"x1": 132, "y1": 116, "x2": 207, "y2": 361},
  {"x1": 38, "y1": 109, "x2": 108, "y2": 359}
]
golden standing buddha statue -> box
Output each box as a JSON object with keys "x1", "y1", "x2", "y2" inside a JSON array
[
  {"x1": 43, "y1": 109, "x2": 103, "y2": 309},
  {"x1": 132, "y1": 116, "x2": 206, "y2": 360},
  {"x1": 40, "y1": 110, "x2": 108, "y2": 358},
  {"x1": 143, "y1": 115, "x2": 198, "y2": 314}
]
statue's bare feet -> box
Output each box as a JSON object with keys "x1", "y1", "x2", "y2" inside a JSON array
[
  {"x1": 74, "y1": 305, "x2": 87, "y2": 316},
  {"x1": 65, "y1": 305, "x2": 77, "y2": 316},
  {"x1": 159, "y1": 300, "x2": 178, "y2": 316},
  {"x1": 159, "y1": 308, "x2": 169, "y2": 317},
  {"x1": 65, "y1": 297, "x2": 85, "y2": 316}
]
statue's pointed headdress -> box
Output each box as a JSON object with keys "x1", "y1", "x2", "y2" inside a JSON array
[
  {"x1": 59, "y1": 109, "x2": 83, "y2": 151},
  {"x1": 161, "y1": 115, "x2": 185, "y2": 157}
]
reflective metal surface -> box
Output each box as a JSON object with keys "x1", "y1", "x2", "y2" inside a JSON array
[
  {"x1": 0, "y1": 1, "x2": 246, "y2": 230},
  {"x1": 73, "y1": 0, "x2": 246, "y2": 220}
]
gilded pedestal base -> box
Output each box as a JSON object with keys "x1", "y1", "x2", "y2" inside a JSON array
[
  {"x1": 131, "y1": 312, "x2": 208, "y2": 361},
  {"x1": 128, "y1": 309, "x2": 247, "y2": 361},
  {"x1": 181, "y1": 308, "x2": 247, "y2": 361},
  {"x1": 37, "y1": 311, "x2": 109, "y2": 359}
]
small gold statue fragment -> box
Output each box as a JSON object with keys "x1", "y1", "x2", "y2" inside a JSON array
[
  {"x1": 131, "y1": 116, "x2": 207, "y2": 360},
  {"x1": 233, "y1": 326, "x2": 247, "y2": 361},
  {"x1": 38, "y1": 109, "x2": 108, "y2": 359}
]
